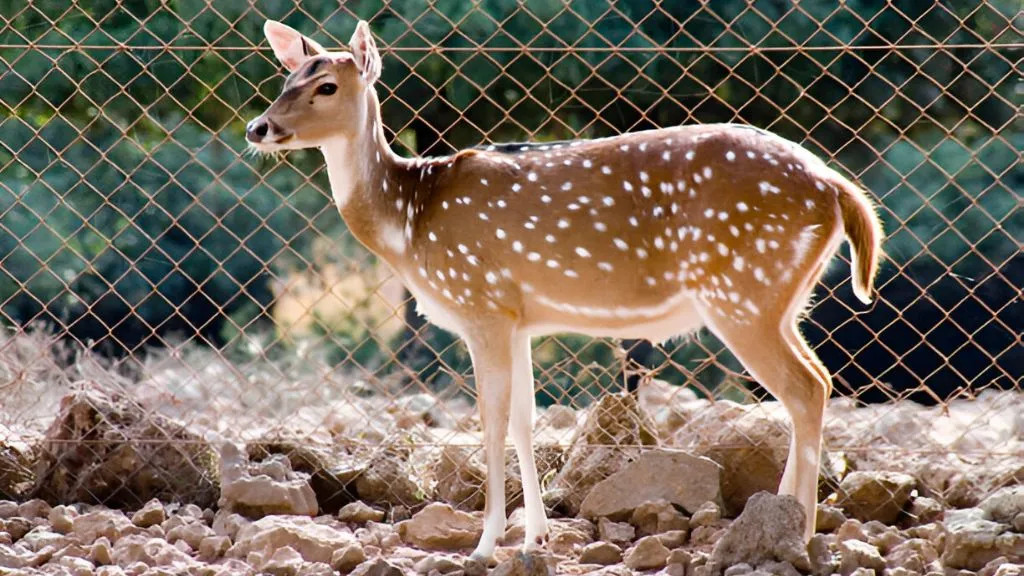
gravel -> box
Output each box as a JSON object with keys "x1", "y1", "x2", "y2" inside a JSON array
[{"x1": 1, "y1": 332, "x2": 1022, "y2": 573}]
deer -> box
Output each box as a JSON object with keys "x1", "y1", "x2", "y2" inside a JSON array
[{"x1": 246, "y1": 19, "x2": 884, "y2": 561}]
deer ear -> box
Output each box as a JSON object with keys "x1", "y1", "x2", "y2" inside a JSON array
[
  {"x1": 349, "y1": 21, "x2": 381, "y2": 85},
  {"x1": 264, "y1": 20, "x2": 326, "y2": 73}
]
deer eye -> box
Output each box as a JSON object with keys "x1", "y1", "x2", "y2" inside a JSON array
[{"x1": 316, "y1": 83, "x2": 337, "y2": 96}]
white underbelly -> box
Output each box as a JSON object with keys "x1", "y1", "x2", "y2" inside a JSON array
[{"x1": 523, "y1": 296, "x2": 704, "y2": 343}]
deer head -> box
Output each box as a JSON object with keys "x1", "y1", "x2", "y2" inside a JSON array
[{"x1": 246, "y1": 20, "x2": 382, "y2": 151}]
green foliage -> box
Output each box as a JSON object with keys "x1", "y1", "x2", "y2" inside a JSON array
[{"x1": 0, "y1": 0, "x2": 1018, "y2": 399}]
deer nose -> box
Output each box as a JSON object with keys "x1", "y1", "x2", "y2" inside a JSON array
[{"x1": 246, "y1": 118, "x2": 271, "y2": 143}]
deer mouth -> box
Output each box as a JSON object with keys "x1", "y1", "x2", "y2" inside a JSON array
[{"x1": 247, "y1": 132, "x2": 295, "y2": 154}]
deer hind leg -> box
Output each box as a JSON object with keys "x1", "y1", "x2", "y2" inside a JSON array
[
  {"x1": 704, "y1": 313, "x2": 829, "y2": 543},
  {"x1": 465, "y1": 327, "x2": 516, "y2": 561},
  {"x1": 508, "y1": 333, "x2": 549, "y2": 550}
]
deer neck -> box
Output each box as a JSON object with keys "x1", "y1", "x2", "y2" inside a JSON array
[{"x1": 319, "y1": 88, "x2": 411, "y2": 264}]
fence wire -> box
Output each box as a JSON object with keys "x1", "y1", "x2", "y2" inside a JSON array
[{"x1": 0, "y1": 0, "x2": 1020, "y2": 533}]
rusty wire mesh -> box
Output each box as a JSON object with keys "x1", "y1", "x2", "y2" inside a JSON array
[{"x1": 0, "y1": 0, "x2": 1020, "y2": 528}]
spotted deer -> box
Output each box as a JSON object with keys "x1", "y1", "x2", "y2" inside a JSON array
[{"x1": 247, "y1": 20, "x2": 884, "y2": 560}]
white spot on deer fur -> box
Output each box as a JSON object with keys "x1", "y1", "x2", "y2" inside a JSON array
[
  {"x1": 442, "y1": 201, "x2": 449, "y2": 210},
  {"x1": 645, "y1": 276, "x2": 657, "y2": 286},
  {"x1": 629, "y1": 216, "x2": 639, "y2": 227},
  {"x1": 561, "y1": 182, "x2": 573, "y2": 191},
  {"x1": 578, "y1": 196, "x2": 591, "y2": 204},
  {"x1": 662, "y1": 150, "x2": 671, "y2": 161},
  {"x1": 512, "y1": 183, "x2": 521, "y2": 193},
  {"x1": 754, "y1": 267, "x2": 767, "y2": 283},
  {"x1": 512, "y1": 241, "x2": 524, "y2": 253},
  {"x1": 545, "y1": 233, "x2": 557, "y2": 243},
  {"x1": 480, "y1": 178, "x2": 488, "y2": 186},
  {"x1": 736, "y1": 201, "x2": 749, "y2": 212},
  {"x1": 725, "y1": 150, "x2": 735, "y2": 161},
  {"x1": 457, "y1": 244, "x2": 469, "y2": 254},
  {"x1": 743, "y1": 299, "x2": 760, "y2": 315},
  {"x1": 479, "y1": 213, "x2": 489, "y2": 221},
  {"x1": 755, "y1": 238, "x2": 766, "y2": 253},
  {"x1": 435, "y1": 270, "x2": 445, "y2": 282},
  {"x1": 541, "y1": 195, "x2": 552, "y2": 203},
  {"x1": 640, "y1": 171, "x2": 650, "y2": 183},
  {"x1": 641, "y1": 186, "x2": 652, "y2": 198},
  {"x1": 527, "y1": 252, "x2": 541, "y2": 262},
  {"x1": 603, "y1": 196, "x2": 615, "y2": 206},
  {"x1": 565, "y1": 269, "x2": 579, "y2": 278},
  {"x1": 614, "y1": 238, "x2": 628, "y2": 251},
  {"x1": 636, "y1": 247, "x2": 648, "y2": 259},
  {"x1": 594, "y1": 222, "x2": 607, "y2": 232},
  {"x1": 729, "y1": 225, "x2": 740, "y2": 237},
  {"x1": 428, "y1": 232, "x2": 438, "y2": 242},
  {"x1": 759, "y1": 181, "x2": 781, "y2": 195},
  {"x1": 497, "y1": 200, "x2": 507, "y2": 208},
  {"x1": 685, "y1": 150, "x2": 695, "y2": 161},
  {"x1": 582, "y1": 159, "x2": 593, "y2": 168},
  {"x1": 693, "y1": 174, "x2": 703, "y2": 184},
  {"x1": 699, "y1": 252, "x2": 710, "y2": 263},
  {"x1": 546, "y1": 259, "x2": 559, "y2": 269},
  {"x1": 527, "y1": 172, "x2": 538, "y2": 182},
  {"x1": 746, "y1": 150, "x2": 756, "y2": 159},
  {"x1": 620, "y1": 144, "x2": 629, "y2": 152},
  {"x1": 733, "y1": 256, "x2": 745, "y2": 271},
  {"x1": 575, "y1": 247, "x2": 591, "y2": 258},
  {"x1": 525, "y1": 221, "x2": 536, "y2": 229},
  {"x1": 654, "y1": 237, "x2": 665, "y2": 250},
  {"x1": 568, "y1": 203, "x2": 581, "y2": 211},
  {"x1": 815, "y1": 181, "x2": 826, "y2": 191},
  {"x1": 718, "y1": 211, "x2": 728, "y2": 221},
  {"x1": 805, "y1": 199, "x2": 815, "y2": 209},
  {"x1": 597, "y1": 262, "x2": 613, "y2": 272},
  {"x1": 704, "y1": 208, "x2": 715, "y2": 218},
  {"x1": 495, "y1": 228, "x2": 507, "y2": 240},
  {"x1": 717, "y1": 243, "x2": 729, "y2": 256},
  {"x1": 485, "y1": 271, "x2": 498, "y2": 284},
  {"x1": 557, "y1": 218, "x2": 570, "y2": 229},
  {"x1": 702, "y1": 166, "x2": 712, "y2": 179},
  {"x1": 792, "y1": 225, "x2": 819, "y2": 266},
  {"x1": 601, "y1": 165, "x2": 612, "y2": 174},
  {"x1": 623, "y1": 181, "x2": 634, "y2": 192}
]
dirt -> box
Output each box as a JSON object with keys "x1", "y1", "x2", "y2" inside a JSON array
[{"x1": 0, "y1": 331, "x2": 1021, "y2": 574}]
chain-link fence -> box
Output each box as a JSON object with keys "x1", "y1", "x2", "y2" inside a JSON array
[{"x1": 0, "y1": 0, "x2": 1021, "y2": 562}]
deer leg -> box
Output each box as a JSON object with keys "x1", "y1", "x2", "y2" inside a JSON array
[
  {"x1": 705, "y1": 316, "x2": 829, "y2": 542},
  {"x1": 508, "y1": 332, "x2": 548, "y2": 550},
  {"x1": 466, "y1": 329, "x2": 514, "y2": 562}
]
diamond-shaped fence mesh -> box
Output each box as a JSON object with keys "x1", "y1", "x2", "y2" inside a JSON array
[{"x1": 0, "y1": 0, "x2": 1020, "y2": 546}]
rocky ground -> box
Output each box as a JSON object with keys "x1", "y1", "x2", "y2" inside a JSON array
[{"x1": 0, "y1": 332, "x2": 1022, "y2": 574}]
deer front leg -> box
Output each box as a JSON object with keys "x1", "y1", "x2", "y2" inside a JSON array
[
  {"x1": 509, "y1": 333, "x2": 548, "y2": 550},
  {"x1": 466, "y1": 328, "x2": 515, "y2": 562}
]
